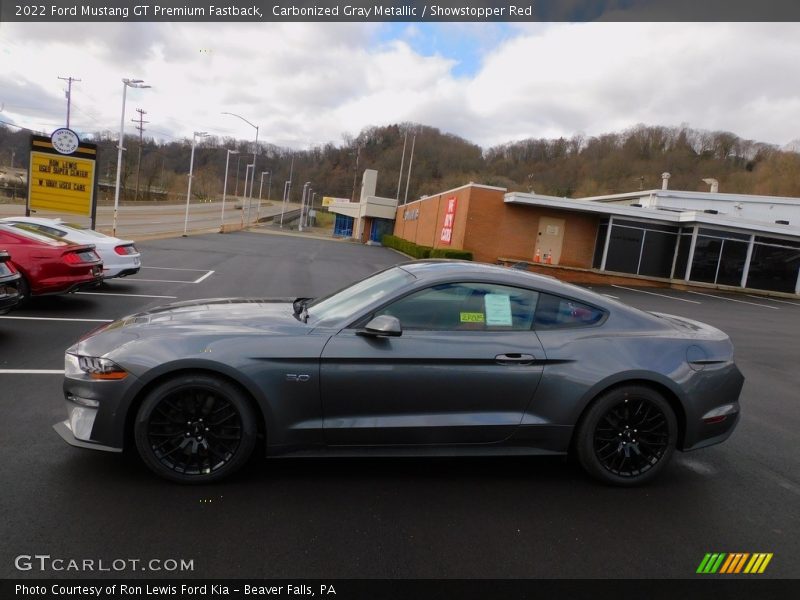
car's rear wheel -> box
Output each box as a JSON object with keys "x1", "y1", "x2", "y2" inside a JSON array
[
  {"x1": 134, "y1": 373, "x2": 257, "y2": 484},
  {"x1": 16, "y1": 274, "x2": 30, "y2": 305},
  {"x1": 575, "y1": 385, "x2": 677, "y2": 486}
]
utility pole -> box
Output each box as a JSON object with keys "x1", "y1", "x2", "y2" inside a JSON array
[
  {"x1": 351, "y1": 145, "x2": 360, "y2": 202},
  {"x1": 131, "y1": 108, "x2": 149, "y2": 201},
  {"x1": 58, "y1": 76, "x2": 81, "y2": 129}
]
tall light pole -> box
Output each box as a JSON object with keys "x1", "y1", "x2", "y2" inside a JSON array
[
  {"x1": 183, "y1": 131, "x2": 208, "y2": 237},
  {"x1": 113, "y1": 78, "x2": 150, "y2": 237},
  {"x1": 222, "y1": 112, "x2": 258, "y2": 228},
  {"x1": 299, "y1": 181, "x2": 311, "y2": 232},
  {"x1": 279, "y1": 180, "x2": 291, "y2": 228},
  {"x1": 257, "y1": 170, "x2": 270, "y2": 222},
  {"x1": 241, "y1": 164, "x2": 253, "y2": 227},
  {"x1": 220, "y1": 149, "x2": 238, "y2": 230}
]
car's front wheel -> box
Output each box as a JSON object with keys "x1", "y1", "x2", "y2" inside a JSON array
[
  {"x1": 134, "y1": 373, "x2": 257, "y2": 484},
  {"x1": 575, "y1": 385, "x2": 677, "y2": 486}
]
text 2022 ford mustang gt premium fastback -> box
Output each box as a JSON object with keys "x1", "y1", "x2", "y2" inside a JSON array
[{"x1": 55, "y1": 260, "x2": 744, "y2": 485}]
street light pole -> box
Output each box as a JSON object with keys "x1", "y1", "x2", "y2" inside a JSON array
[
  {"x1": 257, "y1": 170, "x2": 270, "y2": 222},
  {"x1": 299, "y1": 181, "x2": 310, "y2": 232},
  {"x1": 241, "y1": 164, "x2": 253, "y2": 227},
  {"x1": 221, "y1": 112, "x2": 259, "y2": 228},
  {"x1": 183, "y1": 130, "x2": 208, "y2": 237},
  {"x1": 220, "y1": 149, "x2": 238, "y2": 230},
  {"x1": 113, "y1": 78, "x2": 150, "y2": 237}
]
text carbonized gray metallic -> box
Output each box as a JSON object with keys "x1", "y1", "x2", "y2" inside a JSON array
[{"x1": 55, "y1": 260, "x2": 744, "y2": 485}]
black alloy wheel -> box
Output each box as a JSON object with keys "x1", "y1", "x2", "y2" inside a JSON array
[
  {"x1": 575, "y1": 385, "x2": 677, "y2": 486},
  {"x1": 134, "y1": 374, "x2": 257, "y2": 483}
]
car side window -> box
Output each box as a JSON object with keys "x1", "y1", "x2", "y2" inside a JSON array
[
  {"x1": 533, "y1": 293, "x2": 606, "y2": 329},
  {"x1": 374, "y1": 282, "x2": 539, "y2": 331}
]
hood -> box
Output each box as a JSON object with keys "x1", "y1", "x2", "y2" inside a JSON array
[
  {"x1": 73, "y1": 298, "x2": 306, "y2": 357},
  {"x1": 116, "y1": 297, "x2": 300, "y2": 330}
]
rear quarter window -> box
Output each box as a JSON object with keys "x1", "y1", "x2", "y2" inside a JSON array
[{"x1": 534, "y1": 293, "x2": 606, "y2": 329}]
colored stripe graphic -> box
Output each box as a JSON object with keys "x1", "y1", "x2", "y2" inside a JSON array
[{"x1": 699, "y1": 553, "x2": 772, "y2": 574}]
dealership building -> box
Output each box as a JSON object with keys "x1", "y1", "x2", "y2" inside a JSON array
[{"x1": 386, "y1": 177, "x2": 800, "y2": 296}]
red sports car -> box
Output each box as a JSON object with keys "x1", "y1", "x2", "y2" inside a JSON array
[{"x1": 0, "y1": 224, "x2": 103, "y2": 300}]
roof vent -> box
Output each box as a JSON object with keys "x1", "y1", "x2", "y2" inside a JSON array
[
  {"x1": 661, "y1": 172, "x2": 671, "y2": 190},
  {"x1": 775, "y1": 219, "x2": 790, "y2": 225},
  {"x1": 704, "y1": 209, "x2": 719, "y2": 214}
]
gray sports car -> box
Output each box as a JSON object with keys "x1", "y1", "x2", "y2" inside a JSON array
[{"x1": 55, "y1": 260, "x2": 744, "y2": 485}]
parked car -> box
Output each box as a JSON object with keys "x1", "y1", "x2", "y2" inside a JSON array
[
  {"x1": 0, "y1": 217, "x2": 140, "y2": 279},
  {"x1": 55, "y1": 260, "x2": 744, "y2": 486},
  {"x1": 0, "y1": 250, "x2": 21, "y2": 314},
  {"x1": 0, "y1": 224, "x2": 103, "y2": 300}
]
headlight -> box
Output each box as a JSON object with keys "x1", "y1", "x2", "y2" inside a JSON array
[{"x1": 65, "y1": 352, "x2": 128, "y2": 380}]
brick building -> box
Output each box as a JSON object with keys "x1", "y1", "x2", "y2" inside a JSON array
[{"x1": 390, "y1": 182, "x2": 800, "y2": 297}]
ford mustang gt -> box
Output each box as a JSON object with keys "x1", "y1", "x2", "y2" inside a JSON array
[{"x1": 55, "y1": 260, "x2": 744, "y2": 485}]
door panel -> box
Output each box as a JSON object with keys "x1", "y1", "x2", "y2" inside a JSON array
[{"x1": 320, "y1": 330, "x2": 545, "y2": 445}]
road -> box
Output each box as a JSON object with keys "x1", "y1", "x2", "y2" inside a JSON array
[{"x1": 0, "y1": 200, "x2": 302, "y2": 237}]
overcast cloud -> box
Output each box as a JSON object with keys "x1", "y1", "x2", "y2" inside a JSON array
[{"x1": 1, "y1": 21, "x2": 799, "y2": 149}]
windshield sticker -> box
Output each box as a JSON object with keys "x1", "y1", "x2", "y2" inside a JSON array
[
  {"x1": 484, "y1": 294, "x2": 513, "y2": 326},
  {"x1": 460, "y1": 312, "x2": 485, "y2": 323}
]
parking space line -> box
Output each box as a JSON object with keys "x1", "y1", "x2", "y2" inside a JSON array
[
  {"x1": 140, "y1": 266, "x2": 213, "y2": 272},
  {"x1": 76, "y1": 292, "x2": 177, "y2": 299},
  {"x1": 610, "y1": 285, "x2": 702, "y2": 304},
  {"x1": 746, "y1": 295, "x2": 800, "y2": 307},
  {"x1": 685, "y1": 290, "x2": 779, "y2": 309},
  {"x1": 0, "y1": 369, "x2": 64, "y2": 374},
  {"x1": 193, "y1": 270, "x2": 215, "y2": 284},
  {"x1": 127, "y1": 278, "x2": 197, "y2": 283},
  {"x1": 0, "y1": 316, "x2": 113, "y2": 322}
]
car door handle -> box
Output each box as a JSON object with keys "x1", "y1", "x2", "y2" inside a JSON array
[{"x1": 495, "y1": 353, "x2": 536, "y2": 365}]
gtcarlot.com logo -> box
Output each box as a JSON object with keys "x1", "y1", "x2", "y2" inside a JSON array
[{"x1": 697, "y1": 552, "x2": 773, "y2": 574}]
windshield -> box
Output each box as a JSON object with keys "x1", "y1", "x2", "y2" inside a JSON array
[{"x1": 307, "y1": 266, "x2": 416, "y2": 326}]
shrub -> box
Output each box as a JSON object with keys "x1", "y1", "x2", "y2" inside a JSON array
[{"x1": 381, "y1": 235, "x2": 472, "y2": 260}]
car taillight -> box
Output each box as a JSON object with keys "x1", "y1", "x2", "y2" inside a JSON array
[
  {"x1": 114, "y1": 245, "x2": 137, "y2": 255},
  {"x1": 64, "y1": 250, "x2": 99, "y2": 264}
]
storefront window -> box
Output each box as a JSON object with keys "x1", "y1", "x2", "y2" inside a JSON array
[
  {"x1": 595, "y1": 219, "x2": 678, "y2": 278},
  {"x1": 689, "y1": 236, "x2": 723, "y2": 283},
  {"x1": 746, "y1": 243, "x2": 800, "y2": 293}
]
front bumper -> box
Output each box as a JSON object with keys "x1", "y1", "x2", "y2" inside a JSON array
[
  {"x1": 55, "y1": 371, "x2": 140, "y2": 452},
  {"x1": 53, "y1": 420, "x2": 122, "y2": 453}
]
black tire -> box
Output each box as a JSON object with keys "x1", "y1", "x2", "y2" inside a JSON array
[
  {"x1": 16, "y1": 274, "x2": 30, "y2": 306},
  {"x1": 575, "y1": 385, "x2": 677, "y2": 486},
  {"x1": 134, "y1": 373, "x2": 257, "y2": 484}
]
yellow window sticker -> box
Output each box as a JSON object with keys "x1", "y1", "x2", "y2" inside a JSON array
[{"x1": 460, "y1": 312, "x2": 485, "y2": 323}]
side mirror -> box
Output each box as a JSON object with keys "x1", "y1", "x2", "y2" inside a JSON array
[{"x1": 357, "y1": 315, "x2": 402, "y2": 338}]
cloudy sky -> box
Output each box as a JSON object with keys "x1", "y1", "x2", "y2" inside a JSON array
[{"x1": 1, "y1": 21, "x2": 799, "y2": 150}]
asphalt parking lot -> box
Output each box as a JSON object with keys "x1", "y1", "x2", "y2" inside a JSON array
[{"x1": 1, "y1": 230, "x2": 798, "y2": 580}]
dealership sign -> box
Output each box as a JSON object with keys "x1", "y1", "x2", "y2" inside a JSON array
[
  {"x1": 440, "y1": 196, "x2": 457, "y2": 245},
  {"x1": 28, "y1": 132, "x2": 97, "y2": 217}
]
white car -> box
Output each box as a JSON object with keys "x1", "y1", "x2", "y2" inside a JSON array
[{"x1": 0, "y1": 217, "x2": 141, "y2": 279}]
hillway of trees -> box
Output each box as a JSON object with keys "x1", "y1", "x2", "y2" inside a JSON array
[{"x1": 2, "y1": 122, "x2": 800, "y2": 205}]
